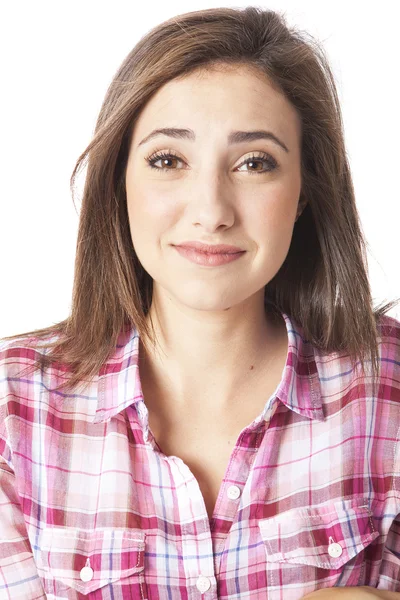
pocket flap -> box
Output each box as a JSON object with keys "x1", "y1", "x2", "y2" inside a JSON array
[
  {"x1": 258, "y1": 498, "x2": 379, "y2": 570},
  {"x1": 35, "y1": 527, "x2": 146, "y2": 594}
]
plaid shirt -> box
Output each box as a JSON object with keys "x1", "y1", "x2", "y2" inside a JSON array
[{"x1": 1, "y1": 311, "x2": 399, "y2": 600}]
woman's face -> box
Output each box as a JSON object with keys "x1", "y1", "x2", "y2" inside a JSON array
[{"x1": 125, "y1": 65, "x2": 303, "y2": 313}]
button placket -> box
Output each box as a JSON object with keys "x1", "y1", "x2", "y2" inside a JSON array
[
  {"x1": 167, "y1": 456, "x2": 216, "y2": 595},
  {"x1": 227, "y1": 485, "x2": 241, "y2": 500},
  {"x1": 196, "y1": 575, "x2": 211, "y2": 593}
]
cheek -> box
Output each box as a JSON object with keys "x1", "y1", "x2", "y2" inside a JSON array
[
  {"x1": 127, "y1": 185, "x2": 174, "y2": 220},
  {"x1": 126, "y1": 188, "x2": 178, "y2": 256},
  {"x1": 246, "y1": 185, "x2": 298, "y2": 243}
]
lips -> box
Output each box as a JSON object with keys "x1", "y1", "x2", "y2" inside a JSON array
[
  {"x1": 173, "y1": 245, "x2": 245, "y2": 266},
  {"x1": 173, "y1": 241, "x2": 244, "y2": 254}
]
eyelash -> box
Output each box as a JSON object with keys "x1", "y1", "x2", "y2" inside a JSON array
[{"x1": 144, "y1": 149, "x2": 278, "y2": 175}]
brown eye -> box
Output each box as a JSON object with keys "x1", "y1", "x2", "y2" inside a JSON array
[
  {"x1": 146, "y1": 151, "x2": 184, "y2": 171},
  {"x1": 236, "y1": 152, "x2": 278, "y2": 174}
]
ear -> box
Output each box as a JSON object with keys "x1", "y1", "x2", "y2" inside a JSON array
[{"x1": 295, "y1": 195, "x2": 308, "y2": 221}]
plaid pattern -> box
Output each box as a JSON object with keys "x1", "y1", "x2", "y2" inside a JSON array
[{"x1": 0, "y1": 311, "x2": 399, "y2": 599}]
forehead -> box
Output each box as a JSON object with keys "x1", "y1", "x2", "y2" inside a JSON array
[{"x1": 137, "y1": 64, "x2": 300, "y2": 130}]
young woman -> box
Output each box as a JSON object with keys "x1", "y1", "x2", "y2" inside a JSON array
[{"x1": 1, "y1": 6, "x2": 399, "y2": 600}]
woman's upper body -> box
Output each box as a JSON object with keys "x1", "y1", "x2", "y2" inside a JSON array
[
  {"x1": 1, "y1": 310, "x2": 399, "y2": 600},
  {"x1": 2, "y1": 5, "x2": 400, "y2": 600}
]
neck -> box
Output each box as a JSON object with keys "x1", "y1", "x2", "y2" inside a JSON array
[{"x1": 138, "y1": 289, "x2": 287, "y2": 411}]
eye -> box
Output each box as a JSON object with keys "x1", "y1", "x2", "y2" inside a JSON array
[
  {"x1": 145, "y1": 150, "x2": 184, "y2": 172},
  {"x1": 236, "y1": 152, "x2": 278, "y2": 174},
  {"x1": 144, "y1": 150, "x2": 278, "y2": 174}
]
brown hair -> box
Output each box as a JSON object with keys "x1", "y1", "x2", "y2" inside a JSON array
[{"x1": 2, "y1": 6, "x2": 398, "y2": 396}]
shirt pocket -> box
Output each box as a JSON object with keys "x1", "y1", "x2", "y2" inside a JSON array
[
  {"x1": 34, "y1": 526, "x2": 147, "y2": 598},
  {"x1": 258, "y1": 497, "x2": 380, "y2": 596}
]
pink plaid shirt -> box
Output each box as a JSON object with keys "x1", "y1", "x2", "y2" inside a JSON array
[{"x1": 1, "y1": 311, "x2": 399, "y2": 600}]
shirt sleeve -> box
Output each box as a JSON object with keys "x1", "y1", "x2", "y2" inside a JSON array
[
  {"x1": 377, "y1": 512, "x2": 400, "y2": 591},
  {"x1": 0, "y1": 347, "x2": 47, "y2": 600},
  {"x1": 0, "y1": 457, "x2": 47, "y2": 599},
  {"x1": 377, "y1": 422, "x2": 400, "y2": 591}
]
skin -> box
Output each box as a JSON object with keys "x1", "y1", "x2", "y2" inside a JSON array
[{"x1": 125, "y1": 63, "x2": 305, "y2": 412}]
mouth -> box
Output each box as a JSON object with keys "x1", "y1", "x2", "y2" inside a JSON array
[
  {"x1": 172, "y1": 242, "x2": 245, "y2": 254},
  {"x1": 173, "y1": 245, "x2": 245, "y2": 267}
]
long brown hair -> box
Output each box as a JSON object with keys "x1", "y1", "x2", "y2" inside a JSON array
[{"x1": 2, "y1": 6, "x2": 398, "y2": 396}]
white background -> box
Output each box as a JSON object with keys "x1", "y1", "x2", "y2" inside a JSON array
[{"x1": 1, "y1": 0, "x2": 399, "y2": 338}]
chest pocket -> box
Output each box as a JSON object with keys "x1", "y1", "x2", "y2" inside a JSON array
[
  {"x1": 258, "y1": 497, "x2": 380, "y2": 594},
  {"x1": 34, "y1": 527, "x2": 147, "y2": 597}
]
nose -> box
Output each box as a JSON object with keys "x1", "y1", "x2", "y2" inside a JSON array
[{"x1": 187, "y1": 170, "x2": 236, "y2": 231}]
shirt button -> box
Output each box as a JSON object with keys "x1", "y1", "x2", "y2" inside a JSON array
[
  {"x1": 227, "y1": 485, "x2": 241, "y2": 500},
  {"x1": 328, "y1": 542, "x2": 343, "y2": 558},
  {"x1": 80, "y1": 565, "x2": 94, "y2": 582},
  {"x1": 196, "y1": 575, "x2": 211, "y2": 593}
]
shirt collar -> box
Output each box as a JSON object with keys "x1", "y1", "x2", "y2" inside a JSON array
[{"x1": 93, "y1": 312, "x2": 324, "y2": 424}]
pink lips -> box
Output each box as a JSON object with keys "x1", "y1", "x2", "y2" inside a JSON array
[
  {"x1": 173, "y1": 242, "x2": 245, "y2": 267},
  {"x1": 174, "y1": 241, "x2": 244, "y2": 254}
]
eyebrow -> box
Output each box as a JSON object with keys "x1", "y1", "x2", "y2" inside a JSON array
[{"x1": 137, "y1": 127, "x2": 289, "y2": 153}]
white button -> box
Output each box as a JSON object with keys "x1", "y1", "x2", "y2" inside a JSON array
[
  {"x1": 80, "y1": 565, "x2": 94, "y2": 582},
  {"x1": 328, "y1": 542, "x2": 343, "y2": 558},
  {"x1": 227, "y1": 485, "x2": 241, "y2": 500},
  {"x1": 196, "y1": 575, "x2": 211, "y2": 593}
]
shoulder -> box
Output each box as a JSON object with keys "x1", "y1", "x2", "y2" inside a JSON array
[
  {"x1": 314, "y1": 312, "x2": 400, "y2": 383},
  {"x1": 376, "y1": 314, "x2": 400, "y2": 495},
  {"x1": 376, "y1": 313, "x2": 400, "y2": 357},
  {"x1": 0, "y1": 334, "x2": 50, "y2": 466},
  {"x1": 0, "y1": 331, "x2": 89, "y2": 469},
  {"x1": 373, "y1": 313, "x2": 400, "y2": 393},
  {"x1": 0, "y1": 331, "x2": 64, "y2": 420},
  {"x1": 0, "y1": 332, "x2": 57, "y2": 386},
  {"x1": 305, "y1": 313, "x2": 400, "y2": 423}
]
